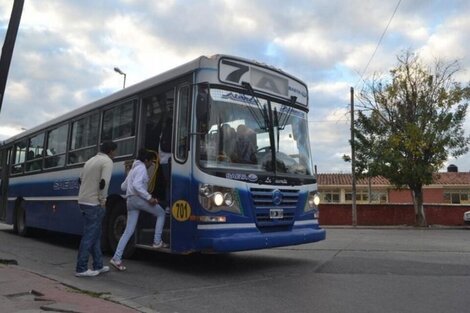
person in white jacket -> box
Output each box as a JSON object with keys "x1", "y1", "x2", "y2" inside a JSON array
[{"x1": 110, "y1": 149, "x2": 167, "y2": 271}]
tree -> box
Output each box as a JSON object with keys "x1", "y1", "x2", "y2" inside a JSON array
[{"x1": 355, "y1": 50, "x2": 470, "y2": 227}]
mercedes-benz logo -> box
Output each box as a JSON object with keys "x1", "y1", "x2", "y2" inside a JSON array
[{"x1": 272, "y1": 189, "x2": 283, "y2": 206}]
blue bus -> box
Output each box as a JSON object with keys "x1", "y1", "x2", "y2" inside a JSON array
[{"x1": 0, "y1": 55, "x2": 325, "y2": 255}]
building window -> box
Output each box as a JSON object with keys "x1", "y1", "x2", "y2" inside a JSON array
[
  {"x1": 321, "y1": 191, "x2": 340, "y2": 203},
  {"x1": 444, "y1": 190, "x2": 470, "y2": 204},
  {"x1": 345, "y1": 190, "x2": 388, "y2": 203}
]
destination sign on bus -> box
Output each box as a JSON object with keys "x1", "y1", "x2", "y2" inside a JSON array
[{"x1": 219, "y1": 58, "x2": 308, "y2": 106}]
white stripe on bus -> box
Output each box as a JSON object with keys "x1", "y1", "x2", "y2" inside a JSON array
[
  {"x1": 197, "y1": 220, "x2": 319, "y2": 230},
  {"x1": 8, "y1": 196, "x2": 78, "y2": 201},
  {"x1": 197, "y1": 223, "x2": 257, "y2": 230},
  {"x1": 294, "y1": 220, "x2": 319, "y2": 226}
]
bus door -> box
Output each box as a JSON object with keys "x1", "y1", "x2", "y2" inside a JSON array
[
  {"x1": 169, "y1": 84, "x2": 193, "y2": 253},
  {"x1": 0, "y1": 148, "x2": 10, "y2": 221},
  {"x1": 140, "y1": 88, "x2": 174, "y2": 245}
]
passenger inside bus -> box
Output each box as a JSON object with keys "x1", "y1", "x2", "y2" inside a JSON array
[
  {"x1": 219, "y1": 124, "x2": 236, "y2": 161},
  {"x1": 142, "y1": 91, "x2": 173, "y2": 211}
]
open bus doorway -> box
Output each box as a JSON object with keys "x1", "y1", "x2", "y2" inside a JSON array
[{"x1": 139, "y1": 89, "x2": 174, "y2": 246}]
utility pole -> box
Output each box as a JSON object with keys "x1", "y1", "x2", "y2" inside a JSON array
[
  {"x1": 0, "y1": 0, "x2": 24, "y2": 113},
  {"x1": 350, "y1": 87, "x2": 357, "y2": 226}
]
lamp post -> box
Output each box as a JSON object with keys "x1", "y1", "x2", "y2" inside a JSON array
[
  {"x1": 0, "y1": 0, "x2": 25, "y2": 113},
  {"x1": 114, "y1": 67, "x2": 126, "y2": 89}
]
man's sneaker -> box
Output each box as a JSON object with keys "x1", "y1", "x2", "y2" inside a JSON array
[
  {"x1": 96, "y1": 266, "x2": 110, "y2": 274},
  {"x1": 75, "y1": 269, "x2": 99, "y2": 277},
  {"x1": 152, "y1": 241, "x2": 169, "y2": 249}
]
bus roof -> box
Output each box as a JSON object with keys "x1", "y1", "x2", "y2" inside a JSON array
[{"x1": 1, "y1": 54, "x2": 303, "y2": 146}]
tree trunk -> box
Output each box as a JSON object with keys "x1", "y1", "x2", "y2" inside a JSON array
[{"x1": 411, "y1": 188, "x2": 427, "y2": 227}]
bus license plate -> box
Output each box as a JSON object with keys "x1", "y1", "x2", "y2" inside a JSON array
[{"x1": 270, "y1": 209, "x2": 284, "y2": 219}]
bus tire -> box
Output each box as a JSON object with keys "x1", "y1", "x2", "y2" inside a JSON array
[
  {"x1": 14, "y1": 200, "x2": 30, "y2": 237},
  {"x1": 107, "y1": 202, "x2": 136, "y2": 259}
]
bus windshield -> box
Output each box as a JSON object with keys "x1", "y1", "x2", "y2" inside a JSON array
[{"x1": 197, "y1": 88, "x2": 313, "y2": 176}]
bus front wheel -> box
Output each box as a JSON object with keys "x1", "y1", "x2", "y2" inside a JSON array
[
  {"x1": 14, "y1": 201, "x2": 30, "y2": 236},
  {"x1": 107, "y1": 202, "x2": 136, "y2": 259}
]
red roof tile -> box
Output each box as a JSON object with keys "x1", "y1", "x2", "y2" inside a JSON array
[
  {"x1": 432, "y1": 172, "x2": 470, "y2": 185},
  {"x1": 317, "y1": 172, "x2": 470, "y2": 187}
]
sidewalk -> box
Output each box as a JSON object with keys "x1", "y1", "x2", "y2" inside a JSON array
[{"x1": 0, "y1": 262, "x2": 139, "y2": 313}]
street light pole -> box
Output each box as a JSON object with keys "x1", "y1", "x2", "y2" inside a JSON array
[
  {"x1": 350, "y1": 87, "x2": 357, "y2": 226},
  {"x1": 114, "y1": 67, "x2": 126, "y2": 89},
  {"x1": 0, "y1": 0, "x2": 25, "y2": 113}
]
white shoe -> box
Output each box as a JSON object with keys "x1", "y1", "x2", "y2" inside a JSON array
[
  {"x1": 110, "y1": 259, "x2": 126, "y2": 271},
  {"x1": 96, "y1": 266, "x2": 110, "y2": 274},
  {"x1": 75, "y1": 269, "x2": 99, "y2": 277}
]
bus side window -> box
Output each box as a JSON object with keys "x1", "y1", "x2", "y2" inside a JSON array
[
  {"x1": 175, "y1": 85, "x2": 190, "y2": 161},
  {"x1": 25, "y1": 132, "x2": 45, "y2": 172},
  {"x1": 11, "y1": 140, "x2": 27, "y2": 174},
  {"x1": 69, "y1": 113, "x2": 100, "y2": 164},
  {"x1": 101, "y1": 100, "x2": 136, "y2": 157},
  {"x1": 45, "y1": 124, "x2": 68, "y2": 169},
  {"x1": 142, "y1": 93, "x2": 165, "y2": 152}
]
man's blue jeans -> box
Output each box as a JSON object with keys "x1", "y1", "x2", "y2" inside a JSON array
[{"x1": 76, "y1": 204, "x2": 105, "y2": 273}]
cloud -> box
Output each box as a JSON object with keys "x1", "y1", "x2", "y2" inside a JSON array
[{"x1": 0, "y1": 0, "x2": 469, "y2": 173}]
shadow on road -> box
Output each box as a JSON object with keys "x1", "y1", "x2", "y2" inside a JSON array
[{"x1": 1, "y1": 227, "x2": 317, "y2": 275}]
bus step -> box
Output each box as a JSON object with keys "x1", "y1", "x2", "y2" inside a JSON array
[
  {"x1": 135, "y1": 243, "x2": 171, "y2": 253},
  {"x1": 138, "y1": 228, "x2": 170, "y2": 246}
]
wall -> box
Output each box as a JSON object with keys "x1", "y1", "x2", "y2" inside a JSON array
[
  {"x1": 319, "y1": 203, "x2": 470, "y2": 226},
  {"x1": 388, "y1": 188, "x2": 445, "y2": 204}
]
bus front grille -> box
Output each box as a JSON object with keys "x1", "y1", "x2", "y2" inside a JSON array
[{"x1": 250, "y1": 188, "x2": 299, "y2": 229}]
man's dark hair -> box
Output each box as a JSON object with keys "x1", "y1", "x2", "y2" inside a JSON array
[
  {"x1": 136, "y1": 148, "x2": 156, "y2": 162},
  {"x1": 100, "y1": 141, "x2": 117, "y2": 154}
]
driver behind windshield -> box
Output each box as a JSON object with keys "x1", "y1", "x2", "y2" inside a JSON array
[{"x1": 233, "y1": 125, "x2": 257, "y2": 164}]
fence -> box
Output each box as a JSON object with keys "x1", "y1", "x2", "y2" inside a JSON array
[{"x1": 319, "y1": 203, "x2": 470, "y2": 226}]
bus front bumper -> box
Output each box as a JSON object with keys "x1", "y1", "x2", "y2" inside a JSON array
[{"x1": 197, "y1": 223, "x2": 326, "y2": 253}]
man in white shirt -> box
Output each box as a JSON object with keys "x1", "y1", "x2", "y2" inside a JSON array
[{"x1": 75, "y1": 141, "x2": 117, "y2": 277}]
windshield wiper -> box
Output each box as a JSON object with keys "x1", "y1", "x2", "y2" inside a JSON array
[
  {"x1": 274, "y1": 96, "x2": 297, "y2": 152},
  {"x1": 278, "y1": 96, "x2": 297, "y2": 131},
  {"x1": 241, "y1": 82, "x2": 270, "y2": 131},
  {"x1": 274, "y1": 107, "x2": 280, "y2": 152}
]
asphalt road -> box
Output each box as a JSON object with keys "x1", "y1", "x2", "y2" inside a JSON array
[{"x1": 1, "y1": 224, "x2": 470, "y2": 313}]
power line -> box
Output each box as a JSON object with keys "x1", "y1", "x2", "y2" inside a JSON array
[{"x1": 355, "y1": 0, "x2": 402, "y2": 88}]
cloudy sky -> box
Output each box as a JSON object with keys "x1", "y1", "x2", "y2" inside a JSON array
[{"x1": 0, "y1": 0, "x2": 469, "y2": 173}]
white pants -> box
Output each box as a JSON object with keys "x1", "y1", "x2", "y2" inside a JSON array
[{"x1": 112, "y1": 196, "x2": 165, "y2": 261}]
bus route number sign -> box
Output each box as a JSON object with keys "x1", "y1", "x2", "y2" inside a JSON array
[{"x1": 172, "y1": 200, "x2": 191, "y2": 222}]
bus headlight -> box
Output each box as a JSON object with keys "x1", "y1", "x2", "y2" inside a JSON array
[
  {"x1": 198, "y1": 184, "x2": 241, "y2": 214},
  {"x1": 224, "y1": 192, "x2": 234, "y2": 206},
  {"x1": 305, "y1": 191, "x2": 320, "y2": 217},
  {"x1": 213, "y1": 192, "x2": 224, "y2": 206}
]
